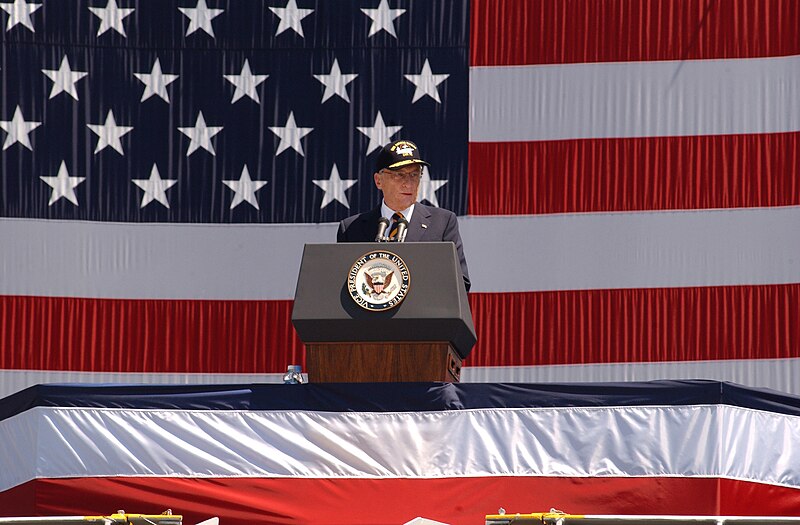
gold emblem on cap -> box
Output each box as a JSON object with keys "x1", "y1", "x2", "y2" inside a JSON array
[{"x1": 391, "y1": 140, "x2": 416, "y2": 157}]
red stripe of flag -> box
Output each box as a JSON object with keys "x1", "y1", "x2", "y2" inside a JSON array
[
  {"x1": 471, "y1": 0, "x2": 800, "y2": 66},
  {"x1": 0, "y1": 295, "x2": 304, "y2": 374},
  {"x1": 2, "y1": 284, "x2": 798, "y2": 373},
  {"x1": 468, "y1": 284, "x2": 800, "y2": 367},
  {"x1": 468, "y1": 132, "x2": 800, "y2": 215}
]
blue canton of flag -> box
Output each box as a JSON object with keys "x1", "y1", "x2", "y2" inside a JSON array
[{"x1": 0, "y1": 0, "x2": 469, "y2": 224}]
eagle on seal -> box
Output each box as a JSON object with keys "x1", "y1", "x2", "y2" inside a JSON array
[{"x1": 366, "y1": 271, "x2": 394, "y2": 294}]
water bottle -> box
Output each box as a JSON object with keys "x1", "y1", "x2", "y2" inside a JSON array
[{"x1": 282, "y1": 364, "x2": 304, "y2": 384}]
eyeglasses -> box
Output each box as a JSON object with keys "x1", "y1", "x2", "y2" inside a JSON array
[{"x1": 382, "y1": 168, "x2": 421, "y2": 182}]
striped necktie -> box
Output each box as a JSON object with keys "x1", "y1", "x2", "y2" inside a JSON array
[{"x1": 388, "y1": 212, "x2": 404, "y2": 240}]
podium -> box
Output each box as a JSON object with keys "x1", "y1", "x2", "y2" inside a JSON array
[{"x1": 292, "y1": 242, "x2": 476, "y2": 383}]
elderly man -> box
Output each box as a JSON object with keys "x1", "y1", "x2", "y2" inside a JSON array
[{"x1": 337, "y1": 139, "x2": 470, "y2": 291}]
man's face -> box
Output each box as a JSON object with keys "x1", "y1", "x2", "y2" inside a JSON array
[{"x1": 374, "y1": 164, "x2": 422, "y2": 211}]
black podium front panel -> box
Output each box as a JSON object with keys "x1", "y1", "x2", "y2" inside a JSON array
[{"x1": 292, "y1": 242, "x2": 476, "y2": 358}]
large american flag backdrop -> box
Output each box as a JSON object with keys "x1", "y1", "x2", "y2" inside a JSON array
[
  {"x1": 0, "y1": 0, "x2": 799, "y2": 522},
  {"x1": 1, "y1": 2, "x2": 799, "y2": 393}
]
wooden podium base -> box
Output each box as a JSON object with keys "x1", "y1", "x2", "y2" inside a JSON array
[{"x1": 305, "y1": 342, "x2": 462, "y2": 383}]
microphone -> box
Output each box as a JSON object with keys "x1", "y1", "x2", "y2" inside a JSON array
[
  {"x1": 375, "y1": 216, "x2": 390, "y2": 242},
  {"x1": 395, "y1": 217, "x2": 409, "y2": 242}
]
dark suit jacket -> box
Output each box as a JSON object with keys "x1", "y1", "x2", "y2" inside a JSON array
[{"x1": 337, "y1": 203, "x2": 471, "y2": 291}]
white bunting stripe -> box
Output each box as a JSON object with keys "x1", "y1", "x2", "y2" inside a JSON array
[{"x1": 2, "y1": 404, "x2": 800, "y2": 492}]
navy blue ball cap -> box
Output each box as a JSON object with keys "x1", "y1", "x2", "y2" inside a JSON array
[{"x1": 375, "y1": 139, "x2": 430, "y2": 172}]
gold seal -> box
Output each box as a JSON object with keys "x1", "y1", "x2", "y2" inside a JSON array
[{"x1": 347, "y1": 250, "x2": 411, "y2": 311}]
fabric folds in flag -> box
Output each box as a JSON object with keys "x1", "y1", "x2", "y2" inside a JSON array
[{"x1": 0, "y1": 0, "x2": 799, "y2": 397}]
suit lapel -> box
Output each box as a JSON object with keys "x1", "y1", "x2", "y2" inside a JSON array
[
  {"x1": 405, "y1": 203, "x2": 431, "y2": 242},
  {"x1": 359, "y1": 207, "x2": 382, "y2": 241}
]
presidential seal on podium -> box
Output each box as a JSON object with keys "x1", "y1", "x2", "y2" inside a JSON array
[{"x1": 347, "y1": 250, "x2": 410, "y2": 311}]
